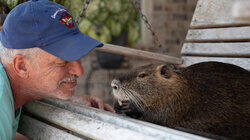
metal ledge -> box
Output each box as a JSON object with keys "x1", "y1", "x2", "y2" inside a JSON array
[{"x1": 20, "y1": 98, "x2": 208, "y2": 140}]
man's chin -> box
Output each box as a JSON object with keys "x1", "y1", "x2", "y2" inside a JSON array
[{"x1": 55, "y1": 90, "x2": 75, "y2": 100}]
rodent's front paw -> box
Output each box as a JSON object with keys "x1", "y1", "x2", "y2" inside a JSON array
[
  {"x1": 114, "y1": 100, "x2": 131, "y2": 114},
  {"x1": 114, "y1": 100, "x2": 143, "y2": 119}
]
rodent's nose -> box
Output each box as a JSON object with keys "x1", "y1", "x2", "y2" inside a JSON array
[{"x1": 111, "y1": 79, "x2": 121, "y2": 90}]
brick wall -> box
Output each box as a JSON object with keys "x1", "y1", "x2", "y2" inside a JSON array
[
  {"x1": 152, "y1": 0, "x2": 198, "y2": 57},
  {"x1": 75, "y1": 0, "x2": 198, "y2": 105}
]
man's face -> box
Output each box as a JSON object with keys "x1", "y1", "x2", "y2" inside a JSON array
[{"x1": 27, "y1": 50, "x2": 84, "y2": 100}]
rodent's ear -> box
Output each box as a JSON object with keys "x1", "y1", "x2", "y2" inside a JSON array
[
  {"x1": 158, "y1": 65, "x2": 172, "y2": 79},
  {"x1": 168, "y1": 64, "x2": 180, "y2": 72}
]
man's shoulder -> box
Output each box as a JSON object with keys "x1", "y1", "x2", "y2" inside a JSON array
[
  {"x1": 0, "y1": 63, "x2": 15, "y2": 140},
  {"x1": 0, "y1": 63, "x2": 12, "y2": 98},
  {"x1": 0, "y1": 63, "x2": 8, "y2": 83},
  {"x1": 0, "y1": 105, "x2": 14, "y2": 140},
  {"x1": 0, "y1": 64, "x2": 6, "y2": 97},
  {"x1": 0, "y1": 62, "x2": 14, "y2": 114}
]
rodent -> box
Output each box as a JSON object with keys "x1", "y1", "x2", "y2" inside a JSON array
[{"x1": 111, "y1": 61, "x2": 250, "y2": 139}]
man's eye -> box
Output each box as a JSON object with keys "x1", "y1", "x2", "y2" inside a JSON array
[{"x1": 55, "y1": 62, "x2": 67, "y2": 67}]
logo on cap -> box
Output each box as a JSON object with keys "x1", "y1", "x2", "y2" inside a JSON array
[{"x1": 60, "y1": 12, "x2": 75, "y2": 28}]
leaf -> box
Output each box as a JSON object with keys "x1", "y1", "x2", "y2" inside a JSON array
[
  {"x1": 96, "y1": 9, "x2": 109, "y2": 22},
  {"x1": 107, "y1": 19, "x2": 122, "y2": 37},
  {"x1": 104, "y1": 0, "x2": 121, "y2": 14},
  {"x1": 64, "y1": 0, "x2": 83, "y2": 19},
  {"x1": 87, "y1": 28, "x2": 99, "y2": 40},
  {"x1": 128, "y1": 22, "x2": 140, "y2": 46},
  {"x1": 85, "y1": 0, "x2": 100, "y2": 21},
  {"x1": 78, "y1": 19, "x2": 92, "y2": 33},
  {"x1": 99, "y1": 25, "x2": 111, "y2": 43},
  {"x1": 5, "y1": 0, "x2": 19, "y2": 9}
]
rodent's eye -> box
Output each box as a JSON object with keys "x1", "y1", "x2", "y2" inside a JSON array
[{"x1": 138, "y1": 72, "x2": 147, "y2": 78}]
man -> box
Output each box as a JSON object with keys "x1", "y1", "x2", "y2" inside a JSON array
[{"x1": 0, "y1": 0, "x2": 115, "y2": 139}]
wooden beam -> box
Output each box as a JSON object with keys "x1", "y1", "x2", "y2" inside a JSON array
[
  {"x1": 232, "y1": 2, "x2": 250, "y2": 22},
  {"x1": 182, "y1": 43, "x2": 250, "y2": 57},
  {"x1": 186, "y1": 27, "x2": 250, "y2": 42},
  {"x1": 191, "y1": 0, "x2": 250, "y2": 29},
  {"x1": 96, "y1": 44, "x2": 182, "y2": 64},
  {"x1": 182, "y1": 56, "x2": 250, "y2": 71}
]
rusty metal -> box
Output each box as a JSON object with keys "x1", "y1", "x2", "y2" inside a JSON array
[
  {"x1": 75, "y1": 0, "x2": 90, "y2": 25},
  {"x1": 130, "y1": 0, "x2": 163, "y2": 51}
]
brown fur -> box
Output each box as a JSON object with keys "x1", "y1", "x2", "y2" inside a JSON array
[{"x1": 112, "y1": 62, "x2": 250, "y2": 139}]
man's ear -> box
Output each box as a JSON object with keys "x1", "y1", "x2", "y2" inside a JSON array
[{"x1": 12, "y1": 54, "x2": 29, "y2": 78}]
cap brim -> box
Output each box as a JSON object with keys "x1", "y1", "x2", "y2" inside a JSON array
[{"x1": 39, "y1": 32, "x2": 103, "y2": 61}]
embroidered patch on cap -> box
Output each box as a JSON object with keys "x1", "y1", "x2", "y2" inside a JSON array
[{"x1": 60, "y1": 12, "x2": 75, "y2": 28}]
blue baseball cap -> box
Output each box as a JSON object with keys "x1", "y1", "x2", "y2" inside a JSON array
[{"x1": 0, "y1": 0, "x2": 103, "y2": 61}]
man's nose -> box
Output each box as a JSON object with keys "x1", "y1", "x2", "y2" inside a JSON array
[{"x1": 68, "y1": 60, "x2": 84, "y2": 77}]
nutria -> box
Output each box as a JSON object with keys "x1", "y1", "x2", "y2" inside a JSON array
[{"x1": 111, "y1": 62, "x2": 250, "y2": 139}]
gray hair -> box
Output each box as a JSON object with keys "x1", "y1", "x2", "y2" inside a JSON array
[{"x1": 0, "y1": 41, "x2": 42, "y2": 66}]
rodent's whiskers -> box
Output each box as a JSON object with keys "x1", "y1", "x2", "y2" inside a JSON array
[{"x1": 121, "y1": 86, "x2": 147, "y2": 112}]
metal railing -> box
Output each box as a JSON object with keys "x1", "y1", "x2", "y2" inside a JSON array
[{"x1": 19, "y1": 98, "x2": 208, "y2": 140}]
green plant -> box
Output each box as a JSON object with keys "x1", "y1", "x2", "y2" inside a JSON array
[
  {"x1": 2, "y1": 0, "x2": 141, "y2": 46},
  {"x1": 64, "y1": 0, "x2": 140, "y2": 46},
  {"x1": 1, "y1": 0, "x2": 18, "y2": 10}
]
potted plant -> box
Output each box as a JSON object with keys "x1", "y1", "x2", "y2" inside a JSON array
[{"x1": 64, "y1": 0, "x2": 140, "y2": 69}]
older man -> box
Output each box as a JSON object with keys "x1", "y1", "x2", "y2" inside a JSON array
[{"x1": 0, "y1": 0, "x2": 115, "y2": 139}]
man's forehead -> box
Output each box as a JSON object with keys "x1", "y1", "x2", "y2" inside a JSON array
[{"x1": 39, "y1": 49, "x2": 65, "y2": 62}]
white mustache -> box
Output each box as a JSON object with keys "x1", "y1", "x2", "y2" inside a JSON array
[{"x1": 58, "y1": 75, "x2": 78, "y2": 86}]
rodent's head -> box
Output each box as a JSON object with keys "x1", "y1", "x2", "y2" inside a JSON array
[{"x1": 111, "y1": 64, "x2": 186, "y2": 112}]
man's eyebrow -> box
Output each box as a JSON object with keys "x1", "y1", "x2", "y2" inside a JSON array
[
  {"x1": 52, "y1": 57, "x2": 64, "y2": 62},
  {"x1": 53, "y1": 59, "x2": 68, "y2": 65},
  {"x1": 46, "y1": 58, "x2": 62, "y2": 66}
]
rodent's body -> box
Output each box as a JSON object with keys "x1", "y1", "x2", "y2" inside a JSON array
[{"x1": 111, "y1": 62, "x2": 250, "y2": 139}]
